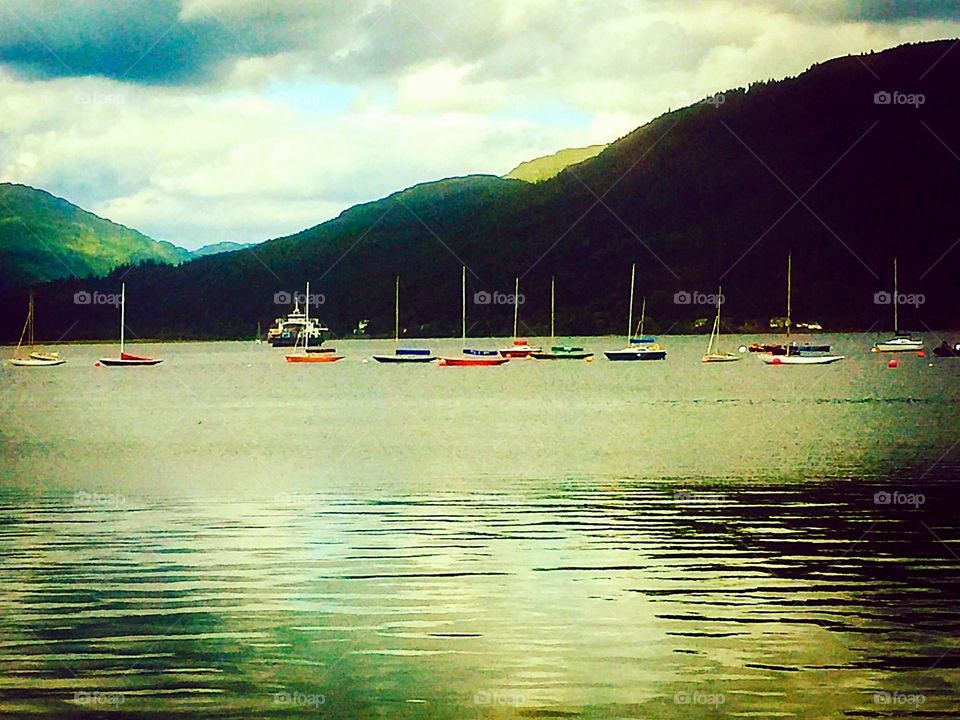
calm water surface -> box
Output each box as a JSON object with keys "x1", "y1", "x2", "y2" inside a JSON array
[{"x1": 1, "y1": 335, "x2": 959, "y2": 718}]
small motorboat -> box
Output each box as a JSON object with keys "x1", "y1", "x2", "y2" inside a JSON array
[
  {"x1": 532, "y1": 346, "x2": 594, "y2": 360},
  {"x1": 873, "y1": 334, "x2": 924, "y2": 353},
  {"x1": 933, "y1": 341, "x2": 960, "y2": 358}
]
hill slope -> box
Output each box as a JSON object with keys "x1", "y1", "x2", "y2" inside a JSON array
[
  {"x1": 0, "y1": 183, "x2": 191, "y2": 288},
  {"x1": 504, "y1": 144, "x2": 608, "y2": 183},
  {"x1": 3, "y1": 39, "x2": 959, "y2": 340}
]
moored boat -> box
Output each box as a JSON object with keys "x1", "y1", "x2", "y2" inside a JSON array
[
  {"x1": 98, "y1": 284, "x2": 162, "y2": 367},
  {"x1": 759, "y1": 344, "x2": 844, "y2": 365},
  {"x1": 498, "y1": 277, "x2": 541, "y2": 357},
  {"x1": 8, "y1": 292, "x2": 65, "y2": 367},
  {"x1": 873, "y1": 258, "x2": 923, "y2": 353},
  {"x1": 268, "y1": 298, "x2": 328, "y2": 347},
  {"x1": 531, "y1": 277, "x2": 593, "y2": 360},
  {"x1": 372, "y1": 277, "x2": 437, "y2": 364},
  {"x1": 604, "y1": 265, "x2": 666, "y2": 362},
  {"x1": 933, "y1": 340, "x2": 960, "y2": 358},
  {"x1": 702, "y1": 285, "x2": 740, "y2": 363},
  {"x1": 285, "y1": 281, "x2": 344, "y2": 363},
  {"x1": 438, "y1": 266, "x2": 508, "y2": 367}
]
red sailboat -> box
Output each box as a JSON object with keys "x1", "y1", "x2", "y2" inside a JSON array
[
  {"x1": 438, "y1": 266, "x2": 508, "y2": 367},
  {"x1": 97, "y1": 284, "x2": 162, "y2": 367}
]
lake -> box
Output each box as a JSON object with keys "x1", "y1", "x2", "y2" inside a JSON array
[{"x1": 1, "y1": 334, "x2": 958, "y2": 718}]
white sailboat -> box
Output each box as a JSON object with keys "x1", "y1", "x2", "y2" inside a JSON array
[
  {"x1": 97, "y1": 284, "x2": 162, "y2": 367},
  {"x1": 873, "y1": 257, "x2": 923, "y2": 352},
  {"x1": 701, "y1": 285, "x2": 739, "y2": 363},
  {"x1": 8, "y1": 292, "x2": 65, "y2": 367}
]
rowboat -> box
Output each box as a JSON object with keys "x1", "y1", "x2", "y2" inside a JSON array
[
  {"x1": 438, "y1": 266, "x2": 508, "y2": 366},
  {"x1": 285, "y1": 281, "x2": 344, "y2": 363},
  {"x1": 98, "y1": 284, "x2": 162, "y2": 367},
  {"x1": 373, "y1": 276, "x2": 436, "y2": 363}
]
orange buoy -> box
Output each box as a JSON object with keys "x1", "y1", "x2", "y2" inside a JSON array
[
  {"x1": 917, "y1": 351, "x2": 925, "y2": 358},
  {"x1": 888, "y1": 359, "x2": 898, "y2": 368}
]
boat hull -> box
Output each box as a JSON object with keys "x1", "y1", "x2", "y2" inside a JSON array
[
  {"x1": 933, "y1": 345, "x2": 960, "y2": 358},
  {"x1": 531, "y1": 351, "x2": 594, "y2": 360},
  {"x1": 286, "y1": 354, "x2": 344, "y2": 363},
  {"x1": 99, "y1": 358, "x2": 162, "y2": 366},
  {"x1": 702, "y1": 353, "x2": 740, "y2": 363},
  {"x1": 873, "y1": 340, "x2": 924, "y2": 352},
  {"x1": 438, "y1": 357, "x2": 509, "y2": 366},
  {"x1": 604, "y1": 349, "x2": 666, "y2": 361},
  {"x1": 9, "y1": 358, "x2": 66, "y2": 367},
  {"x1": 760, "y1": 354, "x2": 844, "y2": 365},
  {"x1": 372, "y1": 355, "x2": 436, "y2": 363}
]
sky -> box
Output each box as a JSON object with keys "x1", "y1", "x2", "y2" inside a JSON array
[{"x1": 0, "y1": 1, "x2": 958, "y2": 250}]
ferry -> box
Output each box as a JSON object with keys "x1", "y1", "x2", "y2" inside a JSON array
[{"x1": 268, "y1": 299, "x2": 329, "y2": 347}]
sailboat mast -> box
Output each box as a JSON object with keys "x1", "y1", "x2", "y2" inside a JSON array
[
  {"x1": 627, "y1": 263, "x2": 636, "y2": 339},
  {"x1": 395, "y1": 275, "x2": 400, "y2": 344},
  {"x1": 304, "y1": 281, "x2": 311, "y2": 350},
  {"x1": 120, "y1": 283, "x2": 126, "y2": 355},
  {"x1": 893, "y1": 257, "x2": 898, "y2": 334},
  {"x1": 28, "y1": 291, "x2": 34, "y2": 349},
  {"x1": 786, "y1": 252, "x2": 792, "y2": 339},
  {"x1": 550, "y1": 276, "x2": 555, "y2": 341},
  {"x1": 461, "y1": 265, "x2": 466, "y2": 346},
  {"x1": 513, "y1": 277, "x2": 519, "y2": 339},
  {"x1": 639, "y1": 297, "x2": 646, "y2": 337}
]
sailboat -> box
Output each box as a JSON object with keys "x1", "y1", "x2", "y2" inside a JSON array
[
  {"x1": 872, "y1": 257, "x2": 923, "y2": 352},
  {"x1": 8, "y1": 292, "x2": 65, "y2": 367},
  {"x1": 499, "y1": 277, "x2": 542, "y2": 358},
  {"x1": 372, "y1": 276, "x2": 436, "y2": 363},
  {"x1": 604, "y1": 264, "x2": 666, "y2": 361},
  {"x1": 285, "y1": 281, "x2": 343, "y2": 363},
  {"x1": 97, "y1": 284, "x2": 162, "y2": 366},
  {"x1": 531, "y1": 276, "x2": 593, "y2": 360},
  {"x1": 701, "y1": 285, "x2": 739, "y2": 363},
  {"x1": 438, "y1": 266, "x2": 508, "y2": 367}
]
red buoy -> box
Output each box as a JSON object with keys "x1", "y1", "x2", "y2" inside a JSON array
[
  {"x1": 772, "y1": 357, "x2": 782, "y2": 365},
  {"x1": 94, "y1": 361, "x2": 101, "y2": 367},
  {"x1": 888, "y1": 359, "x2": 898, "y2": 368},
  {"x1": 917, "y1": 351, "x2": 925, "y2": 358}
]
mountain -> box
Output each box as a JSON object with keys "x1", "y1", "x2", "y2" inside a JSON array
[
  {"x1": 505, "y1": 144, "x2": 608, "y2": 182},
  {"x1": 0, "y1": 183, "x2": 191, "y2": 289},
  {"x1": 2, "y1": 39, "x2": 959, "y2": 341},
  {"x1": 191, "y1": 241, "x2": 254, "y2": 257}
]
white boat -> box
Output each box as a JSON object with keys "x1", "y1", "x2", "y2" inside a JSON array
[
  {"x1": 372, "y1": 276, "x2": 436, "y2": 363},
  {"x1": 604, "y1": 264, "x2": 666, "y2": 361},
  {"x1": 702, "y1": 284, "x2": 739, "y2": 363},
  {"x1": 98, "y1": 284, "x2": 162, "y2": 367},
  {"x1": 759, "y1": 348, "x2": 845, "y2": 365},
  {"x1": 873, "y1": 258, "x2": 923, "y2": 352},
  {"x1": 8, "y1": 292, "x2": 65, "y2": 367}
]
